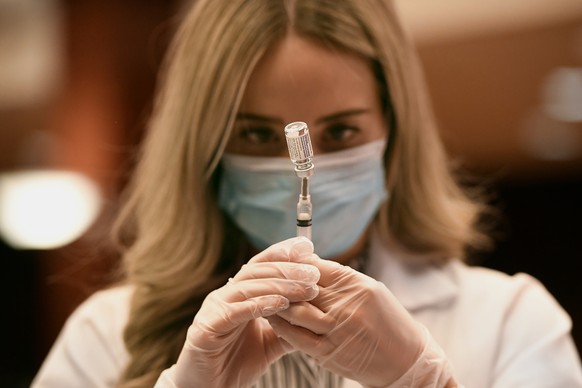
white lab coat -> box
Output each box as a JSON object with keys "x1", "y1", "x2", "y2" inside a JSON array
[{"x1": 32, "y1": 232, "x2": 582, "y2": 387}]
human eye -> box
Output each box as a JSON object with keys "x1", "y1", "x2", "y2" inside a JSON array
[
  {"x1": 321, "y1": 123, "x2": 361, "y2": 151},
  {"x1": 227, "y1": 124, "x2": 285, "y2": 156},
  {"x1": 238, "y1": 126, "x2": 279, "y2": 145}
]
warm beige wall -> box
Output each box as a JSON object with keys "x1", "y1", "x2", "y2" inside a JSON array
[
  {"x1": 396, "y1": 0, "x2": 582, "y2": 44},
  {"x1": 397, "y1": 0, "x2": 582, "y2": 181}
]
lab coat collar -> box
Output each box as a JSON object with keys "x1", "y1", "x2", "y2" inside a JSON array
[{"x1": 365, "y1": 230, "x2": 459, "y2": 312}]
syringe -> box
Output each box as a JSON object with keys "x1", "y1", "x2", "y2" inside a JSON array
[{"x1": 284, "y1": 121, "x2": 314, "y2": 240}]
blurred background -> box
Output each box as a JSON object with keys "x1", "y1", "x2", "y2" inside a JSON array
[{"x1": 1, "y1": 0, "x2": 581, "y2": 385}]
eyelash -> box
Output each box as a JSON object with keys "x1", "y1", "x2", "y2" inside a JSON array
[
  {"x1": 238, "y1": 127, "x2": 281, "y2": 144},
  {"x1": 324, "y1": 124, "x2": 360, "y2": 141}
]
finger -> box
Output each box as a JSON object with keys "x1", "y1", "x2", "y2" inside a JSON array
[
  {"x1": 250, "y1": 237, "x2": 314, "y2": 264},
  {"x1": 299, "y1": 256, "x2": 359, "y2": 287},
  {"x1": 307, "y1": 274, "x2": 380, "y2": 313},
  {"x1": 306, "y1": 285, "x2": 342, "y2": 313},
  {"x1": 194, "y1": 295, "x2": 290, "y2": 336},
  {"x1": 232, "y1": 262, "x2": 320, "y2": 283},
  {"x1": 267, "y1": 315, "x2": 334, "y2": 360},
  {"x1": 215, "y1": 278, "x2": 319, "y2": 303},
  {"x1": 258, "y1": 318, "x2": 295, "y2": 360},
  {"x1": 275, "y1": 301, "x2": 334, "y2": 335}
]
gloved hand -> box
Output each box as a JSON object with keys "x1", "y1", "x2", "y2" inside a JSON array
[
  {"x1": 266, "y1": 256, "x2": 446, "y2": 387},
  {"x1": 169, "y1": 237, "x2": 320, "y2": 388}
]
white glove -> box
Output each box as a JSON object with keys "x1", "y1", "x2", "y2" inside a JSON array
[
  {"x1": 168, "y1": 237, "x2": 321, "y2": 388},
  {"x1": 267, "y1": 256, "x2": 456, "y2": 387}
]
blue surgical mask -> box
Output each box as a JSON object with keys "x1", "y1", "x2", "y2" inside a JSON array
[{"x1": 218, "y1": 139, "x2": 388, "y2": 258}]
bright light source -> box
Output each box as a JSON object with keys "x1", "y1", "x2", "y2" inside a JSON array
[
  {"x1": 542, "y1": 67, "x2": 582, "y2": 123},
  {"x1": 0, "y1": 170, "x2": 101, "y2": 249}
]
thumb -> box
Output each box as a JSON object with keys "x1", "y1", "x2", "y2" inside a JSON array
[
  {"x1": 299, "y1": 255, "x2": 352, "y2": 287},
  {"x1": 250, "y1": 237, "x2": 314, "y2": 264},
  {"x1": 263, "y1": 322, "x2": 294, "y2": 362},
  {"x1": 289, "y1": 237, "x2": 315, "y2": 261}
]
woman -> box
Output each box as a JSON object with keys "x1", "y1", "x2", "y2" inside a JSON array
[{"x1": 33, "y1": 0, "x2": 582, "y2": 387}]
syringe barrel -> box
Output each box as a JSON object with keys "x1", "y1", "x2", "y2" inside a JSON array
[
  {"x1": 284, "y1": 121, "x2": 314, "y2": 178},
  {"x1": 296, "y1": 179, "x2": 312, "y2": 240},
  {"x1": 297, "y1": 197, "x2": 312, "y2": 240}
]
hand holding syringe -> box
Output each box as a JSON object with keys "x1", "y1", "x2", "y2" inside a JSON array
[{"x1": 284, "y1": 121, "x2": 314, "y2": 240}]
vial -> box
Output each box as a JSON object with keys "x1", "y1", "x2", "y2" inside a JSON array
[{"x1": 284, "y1": 121, "x2": 314, "y2": 178}]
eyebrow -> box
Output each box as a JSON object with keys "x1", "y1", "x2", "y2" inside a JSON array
[
  {"x1": 235, "y1": 108, "x2": 370, "y2": 125},
  {"x1": 315, "y1": 109, "x2": 370, "y2": 124},
  {"x1": 235, "y1": 112, "x2": 283, "y2": 124}
]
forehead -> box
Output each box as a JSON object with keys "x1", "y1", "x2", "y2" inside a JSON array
[{"x1": 240, "y1": 34, "x2": 380, "y2": 120}]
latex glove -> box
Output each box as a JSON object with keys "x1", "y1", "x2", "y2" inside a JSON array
[
  {"x1": 267, "y1": 257, "x2": 455, "y2": 388},
  {"x1": 169, "y1": 237, "x2": 320, "y2": 388},
  {"x1": 386, "y1": 325, "x2": 458, "y2": 387}
]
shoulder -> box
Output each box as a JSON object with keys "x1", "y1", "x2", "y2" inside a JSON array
[
  {"x1": 449, "y1": 262, "x2": 555, "y2": 303},
  {"x1": 61, "y1": 284, "x2": 134, "y2": 353},
  {"x1": 452, "y1": 262, "x2": 565, "y2": 316},
  {"x1": 438, "y1": 263, "x2": 582, "y2": 385},
  {"x1": 449, "y1": 262, "x2": 573, "y2": 344},
  {"x1": 72, "y1": 285, "x2": 133, "y2": 321},
  {"x1": 65, "y1": 285, "x2": 134, "y2": 349},
  {"x1": 32, "y1": 285, "x2": 135, "y2": 387}
]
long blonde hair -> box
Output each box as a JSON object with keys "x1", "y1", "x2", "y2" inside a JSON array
[{"x1": 115, "y1": 0, "x2": 490, "y2": 385}]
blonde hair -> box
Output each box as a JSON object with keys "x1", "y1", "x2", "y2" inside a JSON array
[{"x1": 115, "y1": 0, "x2": 490, "y2": 385}]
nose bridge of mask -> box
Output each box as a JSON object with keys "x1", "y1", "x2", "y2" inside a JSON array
[
  {"x1": 220, "y1": 152, "x2": 293, "y2": 172},
  {"x1": 309, "y1": 139, "x2": 387, "y2": 197},
  {"x1": 312, "y1": 139, "x2": 386, "y2": 168}
]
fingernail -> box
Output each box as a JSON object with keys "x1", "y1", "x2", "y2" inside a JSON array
[
  {"x1": 291, "y1": 264, "x2": 320, "y2": 282},
  {"x1": 263, "y1": 297, "x2": 289, "y2": 316},
  {"x1": 305, "y1": 283, "x2": 319, "y2": 300},
  {"x1": 291, "y1": 237, "x2": 314, "y2": 259}
]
